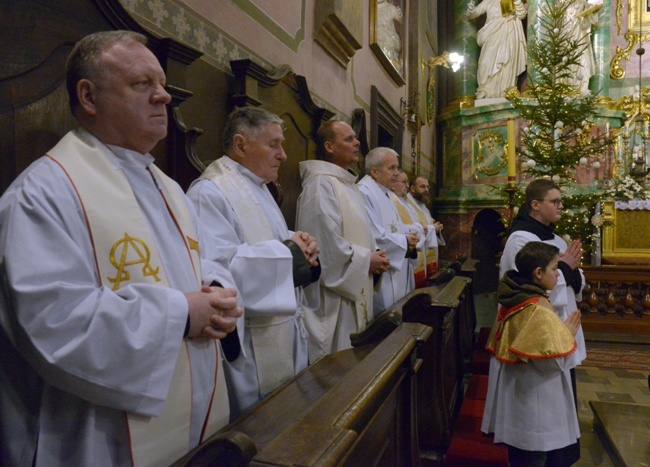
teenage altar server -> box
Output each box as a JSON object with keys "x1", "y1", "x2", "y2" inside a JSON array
[
  {"x1": 0, "y1": 31, "x2": 242, "y2": 466},
  {"x1": 500, "y1": 178, "x2": 586, "y2": 403},
  {"x1": 296, "y1": 120, "x2": 390, "y2": 359},
  {"x1": 187, "y1": 106, "x2": 320, "y2": 419}
]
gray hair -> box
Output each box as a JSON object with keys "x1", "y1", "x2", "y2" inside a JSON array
[
  {"x1": 66, "y1": 30, "x2": 148, "y2": 116},
  {"x1": 365, "y1": 147, "x2": 398, "y2": 173},
  {"x1": 223, "y1": 106, "x2": 284, "y2": 153}
]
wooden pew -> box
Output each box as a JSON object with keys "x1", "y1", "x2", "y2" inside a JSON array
[
  {"x1": 431, "y1": 257, "x2": 479, "y2": 377},
  {"x1": 390, "y1": 276, "x2": 474, "y2": 464},
  {"x1": 173, "y1": 319, "x2": 432, "y2": 466}
]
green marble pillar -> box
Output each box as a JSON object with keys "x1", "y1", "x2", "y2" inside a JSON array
[
  {"x1": 591, "y1": 0, "x2": 611, "y2": 98},
  {"x1": 526, "y1": 0, "x2": 540, "y2": 85},
  {"x1": 455, "y1": 0, "x2": 478, "y2": 104}
]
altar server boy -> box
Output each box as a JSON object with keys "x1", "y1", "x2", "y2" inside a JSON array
[{"x1": 481, "y1": 241, "x2": 582, "y2": 466}]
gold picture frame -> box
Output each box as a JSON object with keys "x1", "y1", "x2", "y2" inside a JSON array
[
  {"x1": 611, "y1": 0, "x2": 650, "y2": 79},
  {"x1": 370, "y1": 0, "x2": 406, "y2": 86},
  {"x1": 629, "y1": 0, "x2": 650, "y2": 32}
]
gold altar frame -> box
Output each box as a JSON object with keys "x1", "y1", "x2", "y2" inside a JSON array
[{"x1": 601, "y1": 201, "x2": 650, "y2": 264}]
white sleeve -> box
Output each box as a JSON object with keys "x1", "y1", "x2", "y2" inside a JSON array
[
  {"x1": 187, "y1": 180, "x2": 296, "y2": 317},
  {"x1": 358, "y1": 184, "x2": 407, "y2": 271},
  {"x1": 296, "y1": 178, "x2": 371, "y2": 302},
  {"x1": 0, "y1": 159, "x2": 187, "y2": 417}
]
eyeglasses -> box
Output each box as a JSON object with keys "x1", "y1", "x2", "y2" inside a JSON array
[{"x1": 537, "y1": 198, "x2": 563, "y2": 207}]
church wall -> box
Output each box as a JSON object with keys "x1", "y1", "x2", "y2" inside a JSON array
[
  {"x1": 118, "y1": 0, "x2": 440, "y2": 182},
  {"x1": 609, "y1": 0, "x2": 650, "y2": 99}
]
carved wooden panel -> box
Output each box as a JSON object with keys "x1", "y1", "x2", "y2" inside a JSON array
[
  {"x1": 370, "y1": 85, "x2": 404, "y2": 154},
  {"x1": 393, "y1": 275, "x2": 472, "y2": 462},
  {"x1": 578, "y1": 265, "x2": 650, "y2": 335},
  {"x1": 0, "y1": 0, "x2": 202, "y2": 194}
]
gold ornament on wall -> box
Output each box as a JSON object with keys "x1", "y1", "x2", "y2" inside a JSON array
[
  {"x1": 472, "y1": 130, "x2": 508, "y2": 177},
  {"x1": 421, "y1": 51, "x2": 464, "y2": 125}
]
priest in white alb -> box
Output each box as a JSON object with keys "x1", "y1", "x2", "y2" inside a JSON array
[
  {"x1": 358, "y1": 147, "x2": 420, "y2": 317},
  {"x1": 407, "y1": 175, "x2": 445, "y2": 286},
  {"x1": 296, "y1": 121, "x2": 390, "y2": 360},
  {"x1": 187, "y1": 107, "x2": 320, "y2": 420},
  {"x1": 0, "y1": 31, "x2": 243, "y2": 467},
  {"x1": 390, "y1": 170, "x2": 425, "y2": 293}
]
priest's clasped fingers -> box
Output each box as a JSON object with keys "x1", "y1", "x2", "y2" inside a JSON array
[
  {"x1": 406, "y1": 232, "x2": 419, "y2": 250},
  {"x1": 370, "y1": 249, "x2": 390, "y2": 275},
  {"x1": 292, "y1": 231, "x2": 320, "y2": 266},
  {"x1": 186, "y1": 286, "x2": 242, "y2": 339}
]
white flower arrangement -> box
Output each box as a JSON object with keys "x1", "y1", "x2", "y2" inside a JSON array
[
  {"x1": 603, "y1": 176, "x2": 650, "y2": 201},
  {"x1": 591, "y1": 213, "x2": 604, "y2": 228}
]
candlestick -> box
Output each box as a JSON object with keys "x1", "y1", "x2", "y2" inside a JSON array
[{"x1": 507, "y1": 117, "x2": 516, "y2": 185}]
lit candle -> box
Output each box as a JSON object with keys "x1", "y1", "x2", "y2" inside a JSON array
[{"x1": 507, "y1": 117, "x2": 516, "y2": 185}]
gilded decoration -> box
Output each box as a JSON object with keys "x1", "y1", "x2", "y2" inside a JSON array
[
  {"x1": 602, "y1": 201, "x2": 650, "y2": 264},
  {"x1": 472, "y1": 129, "x2": 508, "y2": 178},
  {"x1": 611, "y1": 0, "x2": 650, "y2": 79}
]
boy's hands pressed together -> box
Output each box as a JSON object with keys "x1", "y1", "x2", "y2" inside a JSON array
[{"x1": 564, "y1": 310, "x2": 581, "y2": 337}]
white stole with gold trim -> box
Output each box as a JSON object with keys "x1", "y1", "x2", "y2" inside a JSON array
[
  {"x1": 47, "y1": 129, "x2": 226, "y2": 466},
  {"x1": 201, "y1": 156, "x2": 295, "y2": 395}
]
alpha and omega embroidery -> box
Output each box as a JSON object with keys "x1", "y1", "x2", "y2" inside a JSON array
[{"x1": 108, "y1": 233, "x2": 161, "y2": 290}]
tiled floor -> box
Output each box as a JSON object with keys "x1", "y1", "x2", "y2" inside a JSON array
[
  {"x1": 575, "y1": 367, "x2": 650, "y2": 466},
  {"x1": 474, "y1": 292, "x2": 650, "y2": 466}
]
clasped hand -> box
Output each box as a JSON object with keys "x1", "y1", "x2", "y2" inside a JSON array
[
  {"x1": 370, "y1": 249, "x2": 391, "y2": 275},
  {"x1": 291, "y1": 230, "x2": 320, "y2": 266},
  {"x1": 560, "y1": 239, "x2": 583, "y2": 270},
  {"x1": 186, "y1": 286, "x2": 242, "y2": 339},
  {"x1": 564, "y1": 310, "x2": 581, "y2": 337},
  {"x1": 406, "y1": 231, "x2": 420, "y2": 250}
]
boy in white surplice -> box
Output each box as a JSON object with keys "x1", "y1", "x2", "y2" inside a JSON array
[{"x1": 481, "y1": 241, "x2": 582, "y2": 466}]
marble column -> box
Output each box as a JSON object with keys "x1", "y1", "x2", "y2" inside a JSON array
[
  {"x1": 590, "y1": 0, "x2": 611, "y2": 98},
  {"x1": 526, "y1": 0, "x2": 541, "y2": 85},
  {"x1": 455, "y1": 0, "x2": 478, "y2": 104}
]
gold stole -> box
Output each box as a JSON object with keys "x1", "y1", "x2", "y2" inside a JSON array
[
  {"x1": 406, "y1": 198, "x2": 439, "y2": 287},
  {"x1": 330, "y1": 177, "x2": 373, "y2": 330},
  {"x1": 47, "y1": 129, "x2": 226, "y2": 466},
  {"x1": 392, "y1": 196, "x2": 426, "y2": 288}
]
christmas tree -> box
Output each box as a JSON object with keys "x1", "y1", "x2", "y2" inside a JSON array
[{"x1": 505, "y1": 0, "x2": 613, "y2": 251}]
